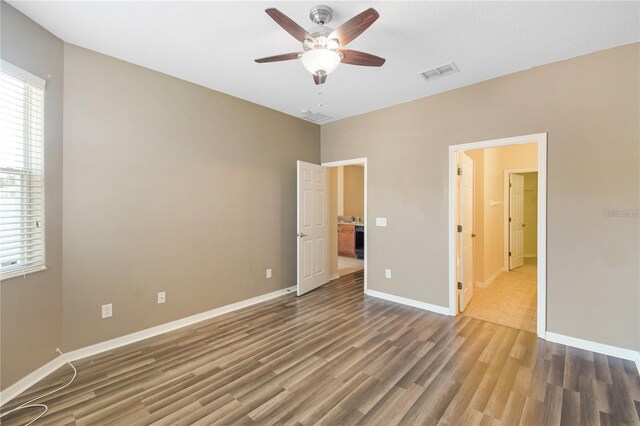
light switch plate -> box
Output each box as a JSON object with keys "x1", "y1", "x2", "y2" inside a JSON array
[
  {"x1": 266, "y1": 268, "x2": 272, "y2": 279},
  {"x1": 376, "y1": 217, "x2": 388, "y2": 227},
  {"x1": 385, "y1": 269, "x2": 391, "y2": 279},
  {"x1": 157, "y1": 292, "x2": 166, "y2": 304},
  {"x1": 101, "y1": 303, "x2": 112, "y2": 319}
]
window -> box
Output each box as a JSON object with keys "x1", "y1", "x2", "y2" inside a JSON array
[{"x1": 0, "y1": 61, "x2": 46, "y2": 280}]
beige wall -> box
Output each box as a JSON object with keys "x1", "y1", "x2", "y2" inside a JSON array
[
  {"x1": 523, "y1": 173, "x2": 538, "y2": 256},
  {"x1": 321, "y1": 43, "x2": 640, "y2": 351},
  {"x1": 336, "y1": 166, "x2": 344, "y2": 216},
  {"x1": 328, "y1": 167, "x2": 338, "y2": 277},
  {"x1": 342, "y1": 165, "x2": 364, "y2": 218},
  {"x1": 0, "y1": 3, "x2": 64, "y2": 390},
  {"x1": 62, "y1": 45, "x2": 320, "y2": 350}
]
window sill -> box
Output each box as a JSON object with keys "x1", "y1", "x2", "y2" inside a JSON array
[{"x1": 0, "y1": 265, "x2": 47, "y2": 282}]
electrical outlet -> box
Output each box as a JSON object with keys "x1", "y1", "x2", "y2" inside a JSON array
[
  {"x1": 385, "y1": 269, "x2": 391, "y2": 279},
  {"x1": 157, "y1": 291, "x2": 166, "y2": 304},
  {"x1": 101, "y1": 303, "x2": 112, "y2": 319},
  {"x1": 266, "y1": 268, "x2": 272, "y2": 279}
]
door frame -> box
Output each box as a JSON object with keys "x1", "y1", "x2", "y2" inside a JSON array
[
  {"x1": 448, "y1": 133, "x2": 547, "y2": 339},
  {"x1": 503, "y1": 168, "x2": 537, "y2": 271},
  {"x1": 321, "y1": 158, "x2": 368, "y2": 293}
]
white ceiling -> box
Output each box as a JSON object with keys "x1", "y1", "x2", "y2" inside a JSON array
[{"x1": 9, "y1": 1, "x2": 640, "y2": 123}]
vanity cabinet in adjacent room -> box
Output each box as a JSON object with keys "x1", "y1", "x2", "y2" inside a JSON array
[{"x1": 338, "y1": 224, "x2": 356, "y2": 257}]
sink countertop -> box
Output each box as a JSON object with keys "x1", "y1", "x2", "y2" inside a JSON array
[{"x1": 338, "y1": 222, "x2": 365, "y2": 226}]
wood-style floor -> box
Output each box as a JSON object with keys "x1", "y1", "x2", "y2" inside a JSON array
[{"x1": 2, "y1": 271, "x2": 639, "y2": 425}]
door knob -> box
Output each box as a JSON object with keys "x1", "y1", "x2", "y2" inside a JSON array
[
  {"x1": 471, "y1": 233, "x2": 476, "y2": 237},
  {"x1": 297, "y1": 233, "x2": 308, "y2": 237},
  {"x1": 522, "y1": 224, "x2": 526, "y2": 227}
]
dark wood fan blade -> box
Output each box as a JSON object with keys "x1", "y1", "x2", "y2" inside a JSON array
[
  {"x1": 265, "y1": 8, "x2": 315, "y2": 43},
  {"x1": 330, "y1": 8, "x2": 379, "y2": 47},
  {"x1": 340, "y1": 50, "x2": 386, "y2": 67},
  {"x1": 313, "y1": 73, "x2": 327, "y2": 85},
  {"x1": 255, "y1": 52, "x2": 301, "y2": 63}
]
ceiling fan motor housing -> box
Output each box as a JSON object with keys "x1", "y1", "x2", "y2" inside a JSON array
[{"x1": 309, "y1": 5, "x2": 332, "y2": 25}]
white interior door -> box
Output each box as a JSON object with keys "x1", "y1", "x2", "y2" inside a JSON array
[
  {"x1": 458, "y1": 153, "x2": 474, "y2": 312},
  {"x1": 297, "y1": 161, "x2": 329, "y2": 296},
  {"x1": 509, "y1": 173, "x2": 525, "y2": 270}
]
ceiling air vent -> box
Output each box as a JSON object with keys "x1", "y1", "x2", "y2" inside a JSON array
[
  {"x1": 302, "y1": 112, "x2": 332, "y2": 123},
  {"x1": 420, "y1": 62, "x2": 459, "y2": 81}
]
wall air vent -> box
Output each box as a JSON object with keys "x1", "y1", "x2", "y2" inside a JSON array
[
  {"x1": 302, "y1": 112, "x2": 332, "y2": 123},
  {"x1": 420, "y1": 62, "x2": 459, "y2": 81}
]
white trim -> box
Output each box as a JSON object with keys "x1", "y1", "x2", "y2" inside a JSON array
[
  {"x1": 328, "y1": 273, "x2": 340, "y2": 281},
  {"x1": 537, "y1": 138, "x2": 547, "y2": 338},
  {"x1": 475, "y1": 266, "x2": 505, "y2": 288},
  {"x1": 448, "y1": 133, "x2": 547, "y2": 339},
  {"x1": 1, "y1": 59, "x2": 46, "y2": 89},
  {"x1": 503, "y1": 168, "x2": 538, "y2": 271},
  {"x1": 546, "y1": 332, "x2": 640, "y2": 366},
  {"x1": 366, "y1": 289, "x2": 450, "y2": 316},
  {"x1": 322, "y1": 158, "x2": 367, "y2": 294},
  {"x1": 0, "y1": 285, "x2": 296, "y2": 407},
  {"x1": 0, "y1": 355, "x2": 65, "y2": 407},
  {"x1": 636, "y1": 353, "x2": 640, "y2": 375}
]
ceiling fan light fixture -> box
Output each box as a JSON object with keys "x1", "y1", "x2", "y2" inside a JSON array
[
  {"x1": 326, "y1": 38, "x2": 340, "y2": 50},
  {"x1": 300, "y1": 49, "x2": 341, "y2": 75}
]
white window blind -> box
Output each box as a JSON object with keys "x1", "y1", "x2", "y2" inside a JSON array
[{"x1": 0, "y1": 63, "x2": 46, "y2": 280}]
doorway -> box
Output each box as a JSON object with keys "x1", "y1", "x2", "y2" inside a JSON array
[
  {"x1": 296, "y1": 158, "x2": 368, "y2": 297},
  {"x1": 449, "y1": 134, "x2": 547, "y2": 338},
  {"x1": 323, "y1": 158, "x2": 368, "y2": 290}
]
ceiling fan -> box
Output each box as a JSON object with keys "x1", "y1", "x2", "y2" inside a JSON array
[{"x1": 255, "y1": 5, "x2": 385, "y2": 85}]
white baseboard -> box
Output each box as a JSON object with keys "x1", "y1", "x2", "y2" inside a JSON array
[
  {"x1": 545, "y1": 332, "x2": 640, "y2": 373},
  {"x1": 0, "y1": 356, "x2": 66, "y2": 407},
  {"x1": 0, "y1": 285, "x2": 296, "y2": 407},
  {"x1": 476, "y1": 267, "x2": 505, "y2": 288},
  {"x1": 328, "y1": 273, "x2": 340, "y2": 281},
  {"x1": 366, "y1": 289, "x2": 451, "y2": 316}
]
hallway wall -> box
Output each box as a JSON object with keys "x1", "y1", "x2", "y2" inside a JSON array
[{"x1": 524, "y1": 173, "x2": 538, "y2": 256}]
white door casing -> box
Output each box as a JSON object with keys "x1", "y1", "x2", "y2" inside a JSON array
[
  {"x1": 509, "y1": 173, "x2": 525, "y2": 270},
  {"x1": 297, "y1": 161, "x2": 329, "y2": 296},
  {"x1": 458, "y1": 153, "x2": 474, "y2": 312},
  {"x1": 449, "y1": 133, "x2": 546, "y2": 338}
]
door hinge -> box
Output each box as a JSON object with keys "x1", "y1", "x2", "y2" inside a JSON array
[
  {"x1": 509, "y1": 217, "x2": 512, "y2": 222},
  {"x1": 457, "y1": 282, "x2": 463, "y2": 290},
  {"x1": 457, "y1": 167, "x2": 462, "y2": 176},
  {"x1": 457, "y1": 225, "x2": 462, "y2": 232},
  {"x1": 509, "y1": 182, "x2": 512, "y2": 188},
  {"x1": 509, "y1": 251, "x2": 512, "y2": 256}
]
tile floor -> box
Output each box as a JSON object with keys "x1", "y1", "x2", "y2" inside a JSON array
[
  {"x1": 337, "y1": 255, "x2": 364, "y2": 276},
  {"x1": 462, "y1": 258, "x2": 537, "y2": 332}
]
